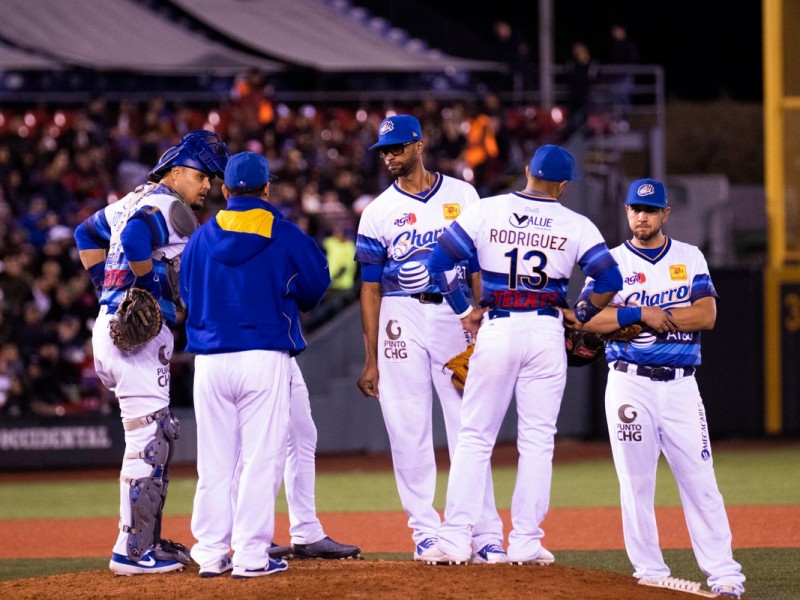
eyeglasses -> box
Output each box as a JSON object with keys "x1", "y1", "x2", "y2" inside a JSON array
[{"x1": 378, "y1": 141, "x2": 415, "y2": 158}]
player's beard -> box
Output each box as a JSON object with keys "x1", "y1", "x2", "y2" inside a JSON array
[
  {"x1": 632, "y1": 225, "x2": 661, "y2": 242},
  {"x1": 387, "y1": 158, "x2": 413, "y2": 179}
]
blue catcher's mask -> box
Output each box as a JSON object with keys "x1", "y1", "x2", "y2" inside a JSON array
[{"x1": 148, "y1": 130, "x2": 231, "y2": 182}]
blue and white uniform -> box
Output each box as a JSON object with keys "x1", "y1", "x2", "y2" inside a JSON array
[
  {"x1": 356, "y1": 173, "x2": 505, "y2": 553},
  {"x1": 580, "y1": 237, "x2": 745, "y2": 592},
  {"x1": 429, "y1": 189, "x2": 620, "y2": 562},
  {"x1": 74, "y1": 182, "x2": 194, "y2": 562},
  {"x1": 181, "y1": 194, "x2": 330, "y2": 574}
]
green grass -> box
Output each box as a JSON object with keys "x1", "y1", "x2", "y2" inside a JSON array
[{"x1": 1, "y1": 445, "x2": 798, "y2": 519}]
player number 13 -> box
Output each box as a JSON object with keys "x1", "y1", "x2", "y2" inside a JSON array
[{"x1": 505, "y1": 248, "x2": 549, "y2": 290}]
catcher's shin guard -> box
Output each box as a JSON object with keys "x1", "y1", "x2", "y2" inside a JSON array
[{"x1": 120, "y1": 409, "x2": 180, "y2": 561}]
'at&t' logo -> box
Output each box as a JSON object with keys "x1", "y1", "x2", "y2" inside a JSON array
[
  {"x1": 384, "y1": 320, "x2": 407, "y2": 360},
  {"x1": 394, "y1": 213, "x2": 417, "y2": 227},
  {"x1": 616, "y1": 404, "x2": 642, "y2": 442},
  {"x1": 624, "y1": 272, "x2": 646, "y2": 285}
]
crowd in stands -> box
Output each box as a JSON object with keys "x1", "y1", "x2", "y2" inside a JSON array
[{"x1": 0, "y1": 80, "x2": 576, "y2": 418}]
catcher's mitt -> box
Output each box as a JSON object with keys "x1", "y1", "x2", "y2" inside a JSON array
[
  {"x1": 601, "y1": 323, "x2": 643, "y2": 342},
  {"x1": 564, "y1": 328, "x2": 605, "y2": 367},
  {"x1": 445, "y1": 343, "x2": 474, "y2": 392},
  {"x1": 110, "y1": 287, "x2": 163, "y2": 351}
]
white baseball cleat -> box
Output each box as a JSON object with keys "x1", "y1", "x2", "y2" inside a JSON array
[
  {"x1": 638, "y1": 576, "x2": 719, "y2": 597},
  {"x1": 509, "y1": 547, "x2": 555, "y2": 565},
  {"x1": 472, "y1": 543, "x2": 509, "y2": 564}
]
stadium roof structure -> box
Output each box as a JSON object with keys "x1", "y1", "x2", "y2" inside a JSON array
[
  {"x1": 0, "y1": 0, "x2": 284, "y2": 75},
  {"x1": 169, "y1": 0, "x2": 503, "y2": 73},
  {"x1": 0, "y1": 42, "x2": 61, "y2": 70}
]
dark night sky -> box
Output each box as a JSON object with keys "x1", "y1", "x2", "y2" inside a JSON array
[{"x1": 360, "y1": 0, "x2": 764, "y2": 102}]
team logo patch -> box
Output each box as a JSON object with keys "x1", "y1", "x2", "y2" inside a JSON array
[
  {"x1": 384, "y1": 319, "x2": 407, "y2": 360},
  {"x1": 637, "y1": 183, "x2": 656, "y2": 197},
  {"x1": 442, "y1": 204, "x2": 460, "y2": 219},
  {"x1": 616, "y1": 404, "x2": 642, "y2": 442},
  {"x1": 624, "y1": 272, "x2": 646, "y2": 285},
  {"x1": 397, "y1": 261, "x2": 430, "y2": 293},
  {"x1": 379, "y1": 120, "x2": 395, "y2": 135},
  {"x1": 669, "y1": 264, "x2": 687, "y2": 280},
  {"x1": 394, "y1": 212, "x2": 417, "y2": 227}
]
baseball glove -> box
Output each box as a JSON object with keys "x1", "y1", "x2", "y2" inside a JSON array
[
  {"x1": 445, "y1": 343, "x2": 474, "y2": 392},
  {"x1": 564, "y1": 328, "x2": 605, "y2": 367},
  {"x1": 601, "y1": 323, "x2": 643, "y2": 342},
  {"x1": 110, "y1": 287, "x2": 163, "y2": 351}
]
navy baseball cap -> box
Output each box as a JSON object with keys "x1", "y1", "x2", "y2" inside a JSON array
[
  {"x1": 528, "y1": 144, "x2": 581, "y2": 182},
  {"x1": 625, "y1": 178, "x2": 667, "y2": 208},
  {"x1": 369, "y1": 114, "x2": 423, "y2": 149},
  {"x1": 224, "y1": 151, "x2": 270, "y2": 189}
]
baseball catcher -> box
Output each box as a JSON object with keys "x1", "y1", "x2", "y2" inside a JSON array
[
  {"x1": 445, "y1": 343, "x2": 474, "y2": 392},
  {"x1": 110, "y1": 287, "x2": 163, "y2": 351}
]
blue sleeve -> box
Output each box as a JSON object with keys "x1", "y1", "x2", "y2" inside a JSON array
[
  {"x1": 360, "y1": 262, "x2": 383, "y2": 283},
  {"x1": 288, "y1": 230, "x2": 332, "y2": 312},
  {"x1": 120, "y1": 206, "x2": 170, "y2": 262},
  {"x1": 578, "y1": 243, "x2": 622, "y2": 294},
  {"x1": 690, "y1": 274, "x2": 719, "y2": 302},
  {"x1": 354, "y1": 234, "x2": 386, "y2": 266},
  {"x1": 429, "y1": 222, "x2": 475, "y2": 274},
  {"x1": 74, "y1": 210, "x2": 111, "y2": 251}
]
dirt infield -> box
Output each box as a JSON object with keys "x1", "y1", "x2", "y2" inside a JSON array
[{"x1": 2, "y1": 439, "x2": 796, "y2": 598}]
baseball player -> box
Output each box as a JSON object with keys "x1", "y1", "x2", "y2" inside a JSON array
[
  {"x1": 425, "y1": 144, "x2": 622, "y2": 565},
  {"x1": 260, "y1": 357, "x2": 362, "y2": 560},
  {"x1": 356, "y1": 114, "x2": 506, "y2": 563},
  {"x1": 576, "y1": 179, "x2": 745, "y2": 598},
  {"x1": 73, "y1": 130, "x2": 231, "y2": 575},
  {"x1": 181, "y1": 152, "x2": 330, "y2": 578}
]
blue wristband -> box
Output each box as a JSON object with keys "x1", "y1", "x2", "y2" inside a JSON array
[
  {"x1": 617, "y1": 306, "x2": 642, "y2": 328},
  {"x1": 133, "y1": 270, "x2": 162, "y2": 299},
  {"x1": 574, "y1": 299, "x2": 602, "y2": 324}
]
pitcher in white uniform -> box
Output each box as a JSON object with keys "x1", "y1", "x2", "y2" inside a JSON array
[
  {"x1": 577, "y1": 178, "x2": 745, "y2": 599},
  {"x1": 426, "y1": 144, "x2": 622, "y2": 565},
  {"x1": 356, "y1": 114, "x2": 506, "y2": 563}
]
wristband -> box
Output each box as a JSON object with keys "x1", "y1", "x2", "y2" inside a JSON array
[
  {"x1": 457, "y1": 306, "x2": 474, "y2": 319},
  {"x1": 617, "y1": 306, "x2": 642, "y2": 328},
  {"x1": 574, "y1": 299, "x2": 602, "y2": 324},
  {"x1": 133, "y1": 270, "x2": 162, "y2": 299}
]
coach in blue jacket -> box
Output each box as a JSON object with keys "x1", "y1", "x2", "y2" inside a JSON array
[{"x1": 180, "y1": 151, "x2": 330, "y2": 579}]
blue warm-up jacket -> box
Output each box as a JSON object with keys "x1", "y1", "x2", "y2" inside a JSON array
[{"x1": 180, "y1": 196, "x2": 331, "y2": 356}]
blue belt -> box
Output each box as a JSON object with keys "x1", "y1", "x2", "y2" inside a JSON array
[
  {"x1": 488, "y1": 307, "x2": 560, "y2": 320},
  {"x1": 614, "y1": 359, "x2": 695, "y2": 381}
]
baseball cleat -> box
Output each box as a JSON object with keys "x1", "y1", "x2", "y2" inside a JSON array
[
  {"x1": 267, "y1": 542, "x2": 294, "y2": 559},
  {"x1": 472, "y1": 543, "x2": 509, "y2": 564},
  {"x1": 198, "y1": 555, "x2": 233, "y2": 578},
  {"x1": 639, "y1": 577, "x2": 719, "y2": 597},
  {"x1": 509, "y1": 547, "x2": 555, "y2": 566},
  {"x1": 291, "y1": 536, "x2": 361, "y2": 559},
  {"x1": 712, "y1": 584, "x2": 744, "y2": 598},
  {"x1": 231, "y1": 558, "x2": 288, "y2": 578},
  {"x1": 109, "y1": 551, "x2": 185, "y2": 576},
  {"x1": 413, "y1": 537, "x2": 439, "y2": 562},
  {"x1": 420, "y1": 542, "x2": 470, "y2": 565}
]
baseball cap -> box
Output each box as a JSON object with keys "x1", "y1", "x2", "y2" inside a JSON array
[
  {"x1": 369, "y1": 114, "x2": 423, "y2": 149},
  {"x1": 625, "y1": 178, "x2": 667, "y2": 208},
  {"x1": 528, "y1": 145, "x2": 581, "y2": 182},
  {"x1": 224, "y1": 151, "x2": 270, "y2": 190}
]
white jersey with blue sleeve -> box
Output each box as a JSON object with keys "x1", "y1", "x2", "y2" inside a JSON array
[
  {"x1": 581, "y1": 238, "x2": 718, "y2": 367},
  {"x1": 436, "y1": 191, "x2": 616, "y2": 310},
  {"x1": 355, "y1": 173, "x2": 478, "y2": 296},
  {"x1": 83, "y1": 183, "x2": 194, "y2": 325}
]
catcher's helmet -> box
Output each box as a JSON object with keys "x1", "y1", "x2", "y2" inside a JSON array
[{"x1": 148, "y1": 130, "x2": 230, "y2": 182}]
